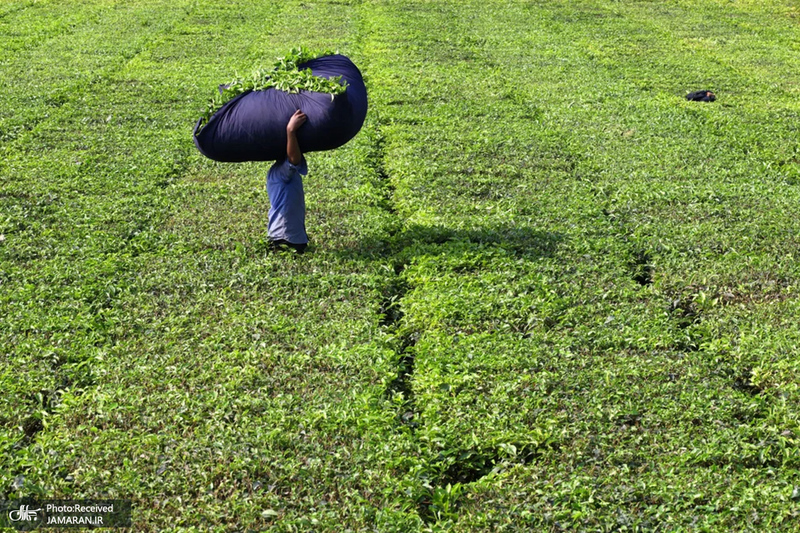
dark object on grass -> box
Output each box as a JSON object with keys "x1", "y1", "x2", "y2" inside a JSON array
[
  {"x1": 269, "y1": 239, "x2": 307, "y2": 254},
  {"x1": 193, "y1": 54, "x2": 368, "y2": 162},
  {"x1": 686, "y1": 90, "x2": 716, "y2": 102}
]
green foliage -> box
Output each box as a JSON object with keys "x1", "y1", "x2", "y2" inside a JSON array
[
  {"x1": 198, "y1": 47, "x2": 348, "y2": 129},
  {"x1": 3, "y1": 0, "x2": 800, "y2": 530}
]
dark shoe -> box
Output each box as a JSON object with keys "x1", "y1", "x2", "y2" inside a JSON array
[{"x1": 269, "y1": 239, "x2": 307, "y2": 254}]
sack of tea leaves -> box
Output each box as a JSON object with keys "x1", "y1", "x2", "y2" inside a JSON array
[{"x1": 194, "y1": 51, "x2": 368, "y2": 162}]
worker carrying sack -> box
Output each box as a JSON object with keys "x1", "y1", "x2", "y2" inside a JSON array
[{"x1": 193, "y1": 54, "x2": 368, "y2": 162}]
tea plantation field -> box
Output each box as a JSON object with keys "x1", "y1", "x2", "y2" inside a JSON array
[{"x1": 3, "y1": 0, "x2": 800, "y2": 530}]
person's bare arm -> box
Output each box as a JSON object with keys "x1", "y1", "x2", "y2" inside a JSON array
[{"x1": 286, "y1": 110, "x2": 307, "y2": 165}]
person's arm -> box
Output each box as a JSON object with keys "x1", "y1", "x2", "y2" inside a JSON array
[{"x1": 286, "y1": 109, "x2": 307, "y2": 166}]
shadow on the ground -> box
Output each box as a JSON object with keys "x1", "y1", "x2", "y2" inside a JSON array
[{"x1": 332, "y1": 222, "x2": 566, "y2": 263}]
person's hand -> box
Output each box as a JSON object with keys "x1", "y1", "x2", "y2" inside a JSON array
[{"x1": 287, "y1": 109, "x2": 307, "y2": 133}]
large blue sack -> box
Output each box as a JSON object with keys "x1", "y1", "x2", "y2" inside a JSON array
[{"x1": 193, "y1": 54, "x2": 368, "y2": 162}]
